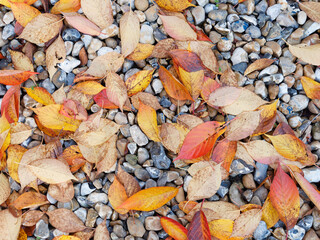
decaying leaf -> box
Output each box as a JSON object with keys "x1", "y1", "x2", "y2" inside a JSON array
[
  {"x1": 73, "y1": 81, "x2": 105, "y2": 95},
  {"x1": 212, "y1": 139, "x2": 237, "y2": 172},
  {"x1": 220, "y1": 65, "x2": 238, "y2": 87},
  {"x1": 126, "y1": 69, "x2": 154, "y2": 96},
  {"x1": 8, "y1": 50, "x2": 36, "y2": 80},
  {"x1": 108, "y1": 177, "x2": 129, "y2": 214},
  {"x1": 131, "y1": 92, "x2": 163, "y2": 110},
  {"x1": 244, "y1": 59, "x2": 275, "y2": 76},
  {"x1": 1, "y1": 85, "x2": 20, "y2": 123},
  {"x1": 46, "y1": 36, "x2": 66, "y2": 79},
  {"x1": 299, "y1": 1, "x2": 320, "y2": 23},
  {"x1": 9, "y1": 191, "x2": 48, "y2": 210},
  {"x1": 120, "y1": 11, "x2": 140, "y2": 57},
  {"x1": 160, "y1": 123, "x2": 188, "y2": 154},
  {"x1": 208, "y1": 86, "x2": 242, "y2": 108},
  {"x1": 22, "y1": 210, "x2": 45, "y2": 227},
  {"x1": 176, "y1": 114, "x2": 204, "y2": 130},
  {"x1": 93, "y1": 89, "x2": 119, "y2": 109},
  {"x1": 288, "y1": 43, "x2": 320, "y2": 66},
  {"x1": 62, "y1": 145, "x2": 86, "y2": 172},
  {"x1": 94, "y1": 220, "x2": 110, "y2": 240},
  {"x1": 150, "y1": 38, "x2": 176, "y2": 58},
  {"x1": 253, "y1": 100, "x2": 278, "y2": 136},
  {"x1": 187, "y1": 210, "x2": 211, "y2": 240},
  {"x1": 0, "y1": 173, "x2": 10, "y2": 205}
]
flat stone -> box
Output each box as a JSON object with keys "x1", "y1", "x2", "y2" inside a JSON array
[
  {"x1": 140, "y1": 24, "x2": 155, "y2": 44},
  {"x1": 208, "y1": 10, "x2": 228, "y2": 22},
  {"x1": 267, "y1": 4, "x2": 282, "y2": 20},
  {"x1": 145, "y1": 216, "x2": 162, "y2": 231},
  {"x1": 253, "y1": 221, "x2": 271, "y2": 240},
  {"x1": 289, "y1": 95, "x2": 309, "y2": 112},
  {"x1": 231, "y1": 47, "x2": 248, "y2": 65},
  {"x1": 86, "y1": 192, "x2": 108, "y2": 206},
  {"x1": 127, "y1": 217, "x2": 146, "y2": 237},
  {"x1": 74, "y1": 207, "x2": 87, "y2": 223},
  {"x1": 288, "y1": 225, "x2": 305, "y2": 240},
  {"x1": 279, "y1": 57, "x2": 296, "y2": 76}
]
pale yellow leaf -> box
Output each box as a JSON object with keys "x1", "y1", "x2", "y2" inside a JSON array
[
  {"x1": 0, "y1": 173, "x2": 10, "y2": 205},
  {"x1": 81, "y1": 0, "x2": 113, "y2": 29},
  {"x1": 0, "y1": 209, "x2": 21, "y2": 240},
  {"x1": 46, "y1": 36, "x2": 66, "y2": 79},
  {"x1": 10, "y1": 122, "x2": 32, "y2": 145},
  {"x1": 120, "y1": 11, "x2": 140, "y2": 57},
  {"x1": 288, "y1": 43, "x2": 320, "y2": 66}
]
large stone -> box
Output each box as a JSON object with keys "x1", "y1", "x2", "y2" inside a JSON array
[
  {"x1": 127, "y1": 217, "x2": 146, "y2": 237},
  {"x1": 150, "y1": 143, "x2": 171, "y2": 169},
  {"x1": 231, "y1": 48, "x2": 248, "y2": 65},
  {"x1": 130, "y1": 125, "x2": 149, "y2": 146}
]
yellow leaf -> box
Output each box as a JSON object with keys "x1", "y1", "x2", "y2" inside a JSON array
[
  {"x1": 24, "y1": 87, "x2": 55, "y2": 105},
  {"x1": 53, "y1": 236, "x2": 81, "y2": 240},
  {"x1": 73, "y1": 81, "x2": 105, "y2": 95},
  {"x1": 137, "y1": 101, "x2": 161, "y2": 142},
  {"x1": 253, "y1": 100, "x2": 278, "y2": 136},
  {"x1": 209, "y1": 219, "x2": 235, "y2": 240},
  {"x1": 301, "y1": 76, "x2": 320, "y2": 99},
  {"x1": 0, "y1": 0, "x2": 37, "y2": 8},
  {"x1": 10, "y1": 122, "x2": 32, "y2": 144},
  {"x1": 262, "y1": 196, "x2": 279, "y2": 229},
  {"x1": 178, "y1": 67, "x2": 204, "y2": 100},
  {"x1": 51, "y1": 0, "x2": 81, "y2": 14},
  {"x1": 17, "y1": 229, "x2": 27, "y2": 240},
  {"x1": 108, "y1": 177, "x2": 129, "y2": 214},
  {"x1": 127, "y1": 43, "x2": 154, "y2": 61},
  {"x1": 120, "y1": 11, "x2": 140, "y2": 57},
  {"x1": 11, "y1": 2, "x2": 41, "y2": 27},
  {"x1": 7, "y1": 145, "x2": 27, "y2": 183},
  {"x1": 0, "y1": 173, "x2": 10, "y2": 205},
  {"x1": 155, "y1": 0, "x2": 194, "y2": 11},
  {"x1": 32, "y1": 104, "x2": 81, "y2": 132},
  {"x1": 126, "y1": 69, "x2": 154, "y2": 96}
]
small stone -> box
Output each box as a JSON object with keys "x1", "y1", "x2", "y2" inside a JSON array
[
  {"x1": 95, "y1": 203, "x2": 113, "y2": 219},
  {"x1": 152, "y1": 79, "x2": 163, "y2": 94},
  {"x1": 81, "y1": 182, "x2": 96, "y2": 196},
  {"x1": 128, "y1": 142, "x2": 137, "y2": 154},
  {"x1": 2, "y1": 24, "x2": 15, "y2": 40},
  {"x1": 34, "y1": 51, "x2": 46, "y2": 66},
  {"x1": 40, "y1": 78, "x2": 56, "y2": 94},
  {"x1": 246, "y1": 26, "x2": 261, "y2": 38},
  {"x1": 65, "y1": 41, "x2": 73, "y2": 55},
  {"x1": 3, "y1": 12, "x2": 14, "y2": 24},
  {"x1": 86, "y1": 192, "x2": 108, "y2": 206},
  {"x1": 229, "y1": 182, "x2": 247, "y2": 206},
  {"x1": 115, "y1": 112, "x2": 128, "y2": 125},
  {"x1": 255, "y1": 80, "x2": 268, "y2": 99},
  {"x1": 289, "y1": 95, "x2": 309, "y2": 112},
  {"x1": 254, "y1": 162, "x2": 268, "y2": 184},
  {"x1": 242, "y1": 174, "x2": 256, "y2": 189},
  {"x1": 72, "y1": 41, "x2": 84, "y2": 57},
  {"x1": 74, "y1": 208, "x2": 87, "y2": 223},
  {"x1": 62, "y1": 29, "x2": 81, "y2": 42},
  {"x1": 253, "y1": 221, "x2": 271, "y2": 240},
  {"x1": 114, "y1": 224, "x2": 127, "y2": 238},
  {"x1": 97, "y1": 47, "x2": 113, "y2": 56},
  {"x1": 208, "y1": 10, "x2": 228, "y2": 22},
  {"x1": 267, "y1": 4, "x2": 282, "y2": 20},
  {"x1": 298, "y1": 11, "x2": 307, "y2": 25},
  {"x1": 277, "y1": 12, "x2": 298, "y2": 28},
  {"x1": 279, "y1": 57, "x2": 296, "y2": 76},
  {"x1": 146, "y1": 167, "x2": 161, "y2": 178},
  {"x1": 145, "y1": 5, "x2": 158, "y2": 22},
  {"x1": 130, "y1": 125, "x2": 149, "y2": 146},
  {"x1": 135, "y1": 0, "x2": 148, "y2": 11},
  {"x1": 192, "y1": 6, "x2": 205, "y2": 25},
  {"x1": 266, "y1": 23, "x2": 282, "y2": 41},
  {"x1": 88, "y1": 38, "x2": 103, "y2": 54},
  {"x1": 217, "y1": 180, "x2": 230, "y2": 198},
  {"x1": 145, "y1": 216, "x2": 162, "y2": 231},
  {"x1": 255, "y1": 0, "x2": 268, "y2": 13},
  {"x1": 59, "y1": 56, "x2": 81, "y2": 73},
  {"x1": 231, "y1": 159, "x2": 254, "y2": 175},
  {"x1": 140, "y1": 24, "x2": 155, "y2": 44},
  {"x1": 135, "y1": 168, "x2": 150, "y2": 181},
  {"x1": 34, "y1": 219, "x2": 50, "y2": 239},
  {"x1": 138, "y1": 148, "x2": 149, "y2": 164},
  {"x1": 217, "y1": 39, "x2": 232, "y2": 52},
  {"x1": 150, "y1": 143, "x2": 171, "y2": 170},
  {"x1": 127, "y1": 217, "x2": 146, "y2": 237},
  {"x1": 297, "y1": 215, "x2": 313, "y2": 231},
  {"x1": 303, "y1": 167, "x2": 320, "y2": 183},
  {"x1": 231, "y1": 20, "x2": 249, "y2": 33},
  {"x1": 231, "y1": 47, "x2": 248, "y2": 65},
  {"x1": 288, "y1": 225, "x2": 306, "y2": 240},
  {"x1": 81, "y1": 35, "x2": 93, "y2": 48},
  {"x1": 86, "y1": 208, "x2": 98, "y2": 228},
  {"x1": 196, "y1": 0, "x2": 209, "y2": 7}
]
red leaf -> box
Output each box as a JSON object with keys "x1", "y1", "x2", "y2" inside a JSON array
[
  {"x1": 187, "y1": 210, "x2": 211, "y2": 240},
  {"x1": 160, "y1": 217, "x2": 187, "y2": 240},
  {"x1": 188, "y1": 22, "x2": 213, "y2": 42},
  {"x1": 169, "y1": 49, "x2": 206, "y2": 73},
  {"x1": 94, "y1": 89, "x2": 119, "y2": 109},
  {"x1": 1, "y1": 85, "x2": 20, "y2": 123},
  {"x1": 0, "y1": 70, "x2": 37, "y2": 85},
  {"x1": 175, "y1": 121, "x2": 224, "y2": 160},
  {"x1": 270, "y1": 164, "x2": 300, "y2": 230},
  {"x1": 212, "y1": 139, "x2": 237, "y2": 172}
]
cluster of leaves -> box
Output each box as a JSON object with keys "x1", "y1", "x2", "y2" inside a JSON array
[{"x1": 1, "y1": 0, "x2": 320, "y2": 239}]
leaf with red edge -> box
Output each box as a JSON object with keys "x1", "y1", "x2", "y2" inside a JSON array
[
  {"x1": 201, "y1": 76, "x2": 220, "y2": 103},
  {"x1": 0, "y1": 70, "x2": 37, "y2": 85},
  {"x1": 187, "y1": 209, "x2": 211, "y2": 240},
  {"x1": 160, "y1": 217, "x2": 187, "y2": 240},
  {"x1": 169, "y1": 49, "x2": 206, "y2": 73},
  {"x1": 253, "y1": 100, "x2": 278, "y2": 136},
  {"x1": 93, "y1": 89, "x2": 119, "y2": 109},
  {"x1": 270, "y1": 164, "x2": 300, "y2": 230},
  {"x1": 1, "y1": 85, "x2": 20, "y2": 123},
  {"x1": 188, "y1": 22, "x2": 213, "y2": 42},
  {"x1": 175, "y1": 121, "x2": 224, "y2": 161},
  {"x1": 62, "y1": 12, "x2": 101, "y2": 36},
  {"x1": 273, "y1": 122, "x2": 296, "y2": 136},
  {"x1": 212, "y1": 139, "x2": 237, "y2": 172}
]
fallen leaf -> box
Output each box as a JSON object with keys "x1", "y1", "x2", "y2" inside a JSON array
[
  {"x1": 117, "y1": 166, "x2": 141, "y2": 197},
  {"x1": 24, "y1": 87, "x2": 55, "y2": 105},
  {"x1": 93, "y1": 89, "x2": 119, "y2": 109},
  {"x1": 220, "y1": 65, "x2": 238, "y2": 86},
  {"x1": 53, "y1": 236, "x2": 81, "y2": 240},
  {"x1": 169, "y1": 49, "x2": 206, "y2": 73},
  {"x1": 73, "y1": 81, "x2": 105, "y2": 95},
  {"x1": 270, "y1": 164, "x2": 300, "y2": 229},
  {"x1": 158, "y1": 66, "x2": 193, "y2": 101},
  {"x1": 212, "y1": 139, "x2": 237, "y2": 172},
  {"x1": 46, "y1": 36, "x2": 66, "y2": 79},
  {"x1": 160, "y1": 123, "x2": 188, "y2": 154},
  {"x1": 95, "y1": 135, "x2": 118, "y2": 174},
  {"x1": 47, "y1": 208, "x2": 86, "y2": 233},
  {"x1": 11, "y1": 2, "x2": 41, "y2": 27},
  {"x1": 299, "y1": 1, "x2": 320, "y2": 23},
  {"x1": 137, "y1": 101, "x2": 161, "y2": 142},
  {"x1": 27, "y1": 158, "x2": 77, "y2": 184},
  {"x1": 127, "y1": 43, "x2": 154, "y2": 61},
  {"x1": 51, "y1": 0, "x2": 81, "y2": 14},
  {"x1": 261, "y1": 196, "x2": 279, "y2": 229},
  {"x1": 0, "y1": 173, "x2": 10, "y2": 205},
  {"x1": 0, "y1": 128, "x2": 10, "y2": 170},
  {"x1": 63, "y1": 12, "x2": 101, "y2": 36},
  {"x1": 9, "y1": 191, "x2": 48, "y2": 210},
  {"x1": 0, "y1": 0, "x2": 37, "y2": 7},
  {"x1": 131, "y1": 92, "x2": 163, "y2": 110},
  {"x1": 60, "y1": 99, "x2": 88, "y2": 121},
  {"x1": 208, "y1": 86, "x2": 242, "y2": 107},
  {"x1": 150, "y1": 38, "x2": 176, "y2": 58},
  {"x1": 273, "y1": 122, "x2": 296, "y2": 136},
  {"x1": 176, "y1": 114, "x2": 204, "y2": 130},
  {"x1": 155, "y1": 0, "x2": 194, "y2": 11},
  {"x1": 126, "y1": 69, "x2": 154, "y2": 96},
  {"x1": 22, "y1": 210, "x2": 44, "y2": 226},
  {"x1": 244, "y1": 59, "x2": 275, "y2": 76},
  {"x1": 81, "y1": 0, "x2": 113, "y2": 29},
  {"x1": 32, "y1": 104, "x2": 81, "y2": 132},
  {"x1": 187, "y1": 209, "x2": 211, "y2": 240},
  {"x1": 301, "y1": 76, "x2": 320, "y2": 99},
  {"x1": 288, "y1": 43, "x2": 320, "y2": 66},
  {"x1": 161, "y1": 217, "x2": 187, "y2": 240},
  {"x1": 19, "y1": 13, "x2": 63, "y2": 44},
  {"x1": 94, "y1": 220, "x2": 110, "y2": 240},
  {"x1": 179, "y1": 201, "x2": 198, "y2": 214},
  {"x1": 230, "y1": 209, "x2": 262, "y2": 238},
  {"x1": 0, "y1": 70, "x2": 37, "y2": 85},
  {"x1": 8, "y1": 50, "x2": 36, "y2": 80},
  {"x1": 7, "y1": 145, "x2": 27, "y2": 183},
  {"x1": 62, "y1": 145, "x2": 86, "y2": 172},
  {"x1": 208, "y1": 219, "x2": 235, "y2": 240},
  {"x1": 48, "y1": 180, "x2": 74, "y2": 203},
  {"x1": 10, "y1": 122, "x2": 32, "y2": 144},
  {"x1": 187, "y1": 163, "x2": 222, "y2": 201},
  {"x1": 253, "y1": 100, "x2": 278, "y2": 136},
  {"x1": 1, "y1": 85, "x2": 20, "y2": 123},
  {"x1": 120, "y1": 11, "x2": 140, "y2": 57},
  {"x1": 85, "y1": 52, "x2": 124, "y2": 78},
  {"x1": 108, "y1": 177, "x2": 129, "y2": 214},
  {"x1": 188, "y1": 23, "x2": 213, "y2": 43},
  {"x1": 159, "y1": 15, "x2": 196, "y2": 41},
  {"x1": 175, "y1": 121, "x2": 223, "y2": 160},
  {"x1": 0, "y1": 209, "x2": 21, "y2": 240},
  {"x1": 117, "y1": 186, "x2": 179, "y2": 211},
  {"x1": 105, "y1": 72, "x2": 128, "y2": 111}
]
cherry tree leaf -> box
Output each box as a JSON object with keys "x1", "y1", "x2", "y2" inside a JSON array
[
  {"x1": 117, "y1": 166, "x2": 141, "y2": 197},
  {"x1": 0, "y1": 0, "x2": 37, "y2": 8},
  {"x1": 127, "y1": 43, "x2": 154, "y2": 61},
  {"x1": 126, "y1": 69, "x2": 154, "y2": 96},
  {"x1": 244, "y1": 59, "x2": 275, "y2": 76},
  {"x1": 0, "y1": 70, "x2": 37, "y2": 85},
  {"x1": 63, "y1": 12, "x2": 101, "y2": 36},
  {"x1": 93, "y1": 89, "x2": 119, "y2": 109},
  {"x1": 187, "y1": 210, "x2": 211, "y2": 240},
  {"x1": 51, "y1": 0, "x2": 81, "y2": 14},
  {"x1": 120, "y1": 11, "x2": 140, "y2": 57},
  {"x1": 11, "y1": 2, "x2": 41, "y2": 27},
  {"x1": 7, "y1": 145, "x2": 27, "y2": 183},
  {"x1": 155, "y1": 0, "x2": 194, "y2": 11},
  {"x1": 299, "y1": 1, "x2": 320, "y2": 23},
  {"x1": 208, "y1": 86, "x2": 242, "y2": 107},
  {"x1": 0, "y1": 209, "x2": 21, "y2": 240},
  {"x1": 46, "y1": 36, "x2": 66, "y2": 79},
  {"x1": 10, "y1": 122, "x2": 32, "y2": 144},
  {"x1": 0, "y1": 173, "x2": 10, "y2": 205},
  {"x1": 301, "y1": 76, "x2": 320, "y2": 99},
  {"x1": 9, "y1": 191, "x2": 48, "y2": 210},
  {"x1": 22, "y1": 210, "x2": 44, "y2": 227},
  {"x1": 208, "y1": 219, "x2": 234, "y2": 240},
  {"x1": 94, "y1": 220, "x2": 110, "y2": 240},
  {"x1": 230, "y1": 209, "x2": 262, "y2": 238},
  {"x1": 108, "y1": 177, "x2": 129, "y2": 214},
  {"x1": 24, "y1": 87, "x2": 55, "y2": 105},
  {"x1": 253, "y1": 100, "x2": 278, "y2": 136},
  {"x1": 212, "y1": 139, "x2": 237, "y2": 172},
  {"x1": 1, "y1": 85, "x2": 20, "y2": 123},
  {"x1": 81, "y1": 0, "x2": 113, "y2": 29},
  {"x1": 105, "y1": 71, "x2": 128, "y2": 111},
  {"x1": 288, "y1": 43, "x2": 320, "y2": 66},
  {"x1": 8, "y1": 50, "x2": 36, "y2": 80},
  {"x1": 262, "y1": 196, "x2": 279, "y2": 229},
  {"x1": 48, "y1": 181, "x2": 74, "y2": 203},
  {"x1": 161, "y1": 217, "x2": 187, "y2": 240},
  {"x1": 160, "y1": 123, "x2": 188, "y2": 154},
  {"x1": 73, "y1": 81, "x2": 105, "y2": 95}
]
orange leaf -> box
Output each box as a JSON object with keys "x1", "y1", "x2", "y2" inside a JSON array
[
  {"x1": 108, "y1": 177, "x2": 129, "y2": 214},
  {"x1": 244, "y1": 58, "x2": 275, "y2": 76},
  {"x1": 270, "y1": 164, "x2": 299, "y2": 229},
  {"x1": 0, "y1": 0, "x2": 37, "y2": 7},
  {"x1": 50, "y1": 0, "x2": 81, "y2": 14},
  {"x1": 188, "y1": 23, "x2": 213, "y2": 42},
  {"x1": 179, "y1": 200, "x2": 198, "y2": 214},
  {"x1": 155, "y1": 0, "x2": 194, "y2": 11},
  {"x1": 160, "y1": 217, "x2": 187, "y2": 240},
  {"x1": 201, "y1": 76, "x2": 220, "y2": 103},
  {"x1": 17, "y1": 228, "x2": 27, "y2": 240},
  {"x1": 187, "y1": 209, "x2": 211, "y2": 240},
  {"x1": 301, "y1": 76, "x2": 320, "y2": 99},
  {"x1": 11, "y1": 2, "x2": 41, "y2": 27},
  {"x1": 175, "y1": 121, "x2": 224, "y2": 160},
  {"x1": 158, "y1": 66, "x2": 193, "y2": 101},
  {"x1": 126, "y1": 69, "x2": 154, "y2": 96},
  {"x1": 273, "y1": 122, "x2": 296, "y2": 136},
  {"x1": 253, "y1": 100, "x2": 278, "y2": 136},
  {"x1": 93, "y1": 89, "x2": 119, "y2": 109},
  {"x1": 73, "y1": 81, "x2": 105, "y2": 95},
  {"x1": 137, "y1": 101, "x2": 161, "y2": 142},
  {"x1": 169, "y1": 49, "x2": 206, "y2": 73},
  {"x1": 127, "y1": 43, "x2": 154, "y2": 61},
  {"x1": 117, "y1": 186, "x2": 179, "y2": 211},
  {"x1": 24, "y1": 87, "x2": 55, "y2": 105},
  {"x1": 1, "y1": 85, "x2": 20, "y2": 123},
  {"x1": 0, "y1": 70, "x2": 37, "y2": 85},
  {"x1": 212, "y1": 139, "x2": 237, "y2": 172},
  {"x1": 9, "y1": 192, "x2": 48, "y2": 210},
  {"x1": 62, "y1": 145, "x2": 86, "y2": 172},
  {"x1": 178, "y1": 67, "x2": 204, "y2": 100},
  {"x1": 262, "y1": 196, "x2": 279, "y2": 229}
]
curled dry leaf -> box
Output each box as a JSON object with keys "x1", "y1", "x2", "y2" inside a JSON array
[
  {"x1": 117, "y1": 166, "x2": 141, "y2": 197},
  {"x1": 27, "y1": 158, "x2": 77, "y2": 184},
  {"x1": 270, "y1": 164, "x2": 300, "y2": 229},
  {"x1": 108, "y1": 177, "x2": 129, "y2": 214},
  {"x1": 0, "y1": 70, "x2": 37, "y2": 85},
  {"x1": 50, "y1": 0, "x2": 81, "y2": 14},
  {"x1": 85, "y1": 52, "x2": 124, "y2": 78},
  {"x1": 7, "y1": 145, "x2": 27, "y2": 183},
  {"x1": 117, "y1": 186, "x2": 179, "y2": 212},
  {"x1": 19, "y1": 13, "x2": 63, "y2": 44},
  {"x1": 47, "y1": 208, "x2": 86, "y2": 233},
  {"x1": 105, "y1": 72, "x2": 128, "y2": 111},
  {"x1": 48, "y1": 180, "x2": 74, "y2": 203},
  {"x1": 81, "y1": 0, "x2": 113, "y2": 30},
  {"x1": 212, "y1": 139, "x2": 237, "y2": 172},
  {"x1": 127, "y1": 43, "x2": 154, "y2": 61},
  {"x1": 24, "y1": 87, "x2": 55, "y2": 105},
  {"x1": 73, "y1": 81, "x2": 105, "y2": 95},
  {"x1": 60, "y1": 99, "x2": 88, "y2": 121},
  {"x1": 63, "y1": 12, "x2": 101, "y2": 36},
  {"x1": 9, "y1": 191, "x2": 48, "y2": 210},
  {"x1": 230, "y1": 209, "x2": 262, "y2": 238},
  {"x1": 1, "y1": 85, "x2": 20, "y2": 123},
  {"x1": 301, "y1": 76, "x2": 320, "y2": 99},
  {"x1": 126, "y1": 69, "x2": 154, "y2": 96},
  {"x1": 62, "y1": 145, "x2": 86, "y2": 172},
  {"x1": 161, "y1": 217, "x2": 187, "y2": 240},
  {"x1": 11, "y1": 2, "x2": 41, "y2": 27},
  {"x1": 0, "y1": 209, "x2": 21, "y2": 240},
  {"x1": 120, "y1": 11, "x2": 140, "y2": 57},
  {"x1": 155, "y1": 0, "x2": 194, "y2": 11},
  {"x1": 131, "y1": 92, "x2": 163, "y2": 110},
  {"x1": 22, "y1": 210, "x2": 44, "y2": 226},
  {"x1": 0, "y1": 173, "x2": 10, "y2": 205},
  {"x1": 159, "y1": 15, "x2": 196, "y2": 41},
  {"x1": 46, "y1": 36, "x2": 66, "y2": 79},
  {"x1": 187, "y1": 163, "x2": 222, "y2": 201},
  {"x1": 8, "y1": 50, "x2": 36, "y2": 81},
  {"x1": 160, "y1": 123, "x2": 188, "y2": 154},
  {"x1": 244, "y1": 58, "x2": 275, "y2": 76},
  {"x1": 150, "y1": 38, "x2": 176, "y2": 58},
  {"x1": 261, "y1": 196, "x2": 279, "y2": 229},
  {"x1": 187, "y1": 210, "x2": 211, "y2": 240},
  {"x1": 10, "y1": 122, "x2": 32, "y2": 144},
  {"x1": 299, "y1": 1, "x2": 320, "y2": 23},
  {"x1": 288, "y1": 43, "x2": 320, "y2": 66}
]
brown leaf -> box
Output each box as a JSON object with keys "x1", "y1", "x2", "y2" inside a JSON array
[
  {"x1": 96, "y1": 135, "x2": 118, "y2": 174},
  {"x1": 117, "y1": 166, "x2": 141, "y2": 197},
  {"x1": 46, "y1": 36, "x2": 66, "y2": 79},
  {"x1": 126, "y1": 69, "x2": 154, "y2": 96},
  {"x1": 9, "y1": 50, "x2": 36, "y2": 81},
  {"x1": 120, "y1": 11, "x2": 140, "y2": 57},
  {"x1": 0, "y1": 173, "x2": 10, "y2": 205},
  {"x1": 160, "y1": 123, "x2": 188, "y2": 154},
  {"x1": 47, "y1": 208, "x2": 86, "y2": 233},
  {"x1": 253, "y1": 100, "x2": 278, "y2": 136},
  {"x1": 150, "y1": 38, "x2": 176, "y2": 58},
  {"x1": 208, "y1": 86, "x2": 242, "y2": 107},
  {"x1": 19, "y1": 13, "x2": 63, "y2": 44},
  {"x1": 94, "y1": 220, "x2": 110, "y2": 240},
  {"x1": 299, "y1": 1, "x2": 320, "y2": 23},
  {"x1": 48, "y1": 180, "x2": 74, "y2": 203},
  {"x1": 9, "y1": 191, "x2": 48, "y2": 210},
  {"x1": 131, "y1": 92, "x2": 162, "y2": 110},
  {"x1": 176, "y1": 114, "x2": 203, "y2": 130},
  {"x1": 212, "y1": 139, "x2": 237, "y2": 172},
  {"x1": 220, "y1": 65, "x2": 238, "y2": 86},
  {"x1": 0, "y1": 209, "x2": 21, "y2": 240},
  {"x1": 230, "y1": 209, "x2": 262, "y2": 238},
  {"x1": 22, "y1": 210, "x2": 44, "y2": 227},
  {"x1": 244, "y1": 59, "x2": 275, "y2": 76},
  {"x1": 288, "y1": 43, "x2": 320, "y2": 66}
]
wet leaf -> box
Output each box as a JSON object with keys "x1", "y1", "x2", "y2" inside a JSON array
[
  {"x1": 270, "y1": 164, "x2": 299, "y2": 229},
  {"x1": 161, "y1": 217, "x2": 187, "y2": 240},
  {"x1": 120, "y1": 11, "x2": 140, "y2": 57},
  {"x1": 230, "y1": 209, "x2": 262, "y2": 238},
  {"x1": 0, "y1": 70, "x2": 37, "y2": 85},
  {"x1": 288, "y1": 43, "x2": 320, "y2": 66},
  {"x1": 108, "y1": 177, "x2": 129, "y2": 214},
  {"x1": 7, "y1": 145, "x2": 27, "y2": 183},
  {"x1": 244, "y1": 59, "x2": 275, "y2": 76},
  {"x1": 46, "y1": 36, "x2": 66, "y2": 79},
  {"x1": 19, "y1": 13, "x2": 63, "y2": 44},
  {"x1": 158, "y1": 66, "x2": 193, "y2": 101},
  {"x1": 117, "y1": 166, "x2": 141, "y2": 197},
  {"x1": 0, "y1": 209, "x2": 21, "y2": 240},
  {"x1": 9, "y1": 192, "x2": 48, "y2": 210},
  {"x1": 301, "y1": 76, "x2": 320, "y2": 99},
  {"x1": 253, "y1": 100, "x2": 278, "y2": 136},
  {"x1": 137, "y1": 101, "x2": 161, "y2": 142},
  {"x1": 126, "y1": 69, "x2": 154, "y2": 96},
  {"x1": 47, "y1": 208, "x2": 86, "y2": 233},
  {"x1": 105, "y1": 71, "x2": 128, "y2": 111},
  {"x1": 159, "y1": 15, "x2": 196, "y2": 41},
  {"x1": 81, "y1": 0, "x2": 113, "y2": 29},
  {"x1": 262, "y1": 196, "x2": 279, "y2": 229},
  {"x1": 127, "y1": 43, "x2": 154, "y2": 61},
  {"x1": 155, "y1": 0, "x2": 194, "y2": 11},
  {"x1": 73, "y1": 81, "x2": 105, "y2": 95},
  {"x1": 10, "y1": 122, "x2": 32, "y2": 144},
  {"x1": 1, "y1": 85, "x2": 20, "y2": 123},
  {"x1": 0, "y1": 173, "x2": 10, "y2": 205},
  {"x1": 51, "y1": 0, "x2": 81, "y2": 14},
  {"x1": 117, "y1": 186, "x2": 179, "y2": 211},
  {"x1": 48, "y1": 181, "x2": 74, "y2": 203},
  {"x1": 187, "y1": 210, "x2": 211, "y2": 240},
  {"x1": 11, "y1": 2, "x2": 41, "y2": 27},
  {"x1": 299, "y1": 1, "x2": 320, "y2": 23},
  {"x1": 212, "y1": 139, "x2": 237, "y2": 172},
  {"x1": 63, "y1": 12, "x2": 101, "y2": 36},
  {"x1": 24, "y1": 87, "x2": 55, "y2": 105}
]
